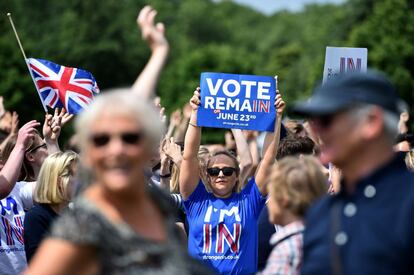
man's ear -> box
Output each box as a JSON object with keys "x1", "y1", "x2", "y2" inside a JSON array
[{"x1": 361, "y1": 107, "x2": 384, "y2": 141}]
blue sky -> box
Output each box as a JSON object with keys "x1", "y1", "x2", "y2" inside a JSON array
[{"x1": 229, "y1": 0, "x2": 347, "y2": 14}]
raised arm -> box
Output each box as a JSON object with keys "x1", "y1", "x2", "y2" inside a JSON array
[
  {"x1": 166, "y1": 110, "x2": 182, "y2": 138},
  {"x1": 231, "y1": 129, "x2": 253, "y2": 186},
  {"x1": 43, "y1": 108, "x2": 73, "y2": 155},
  {"x1": 255, "y1": 94, "x2": 285, "y2": 195},
  {"x1": 0, "y1": 111, "x2": 19, "y2": 153},
  {"x1": 0, "y1": 120, "x2": 40, "y2": 199},
  {"x1": 131, "y1": 6, "x2": 169, "y2": 100},
  {"x1": 179, "y1": 88, "x2": 202, "y2": 199},
  {"x1": 159, "y1": 140, "x2": 171, "y2": 191},
  {"x1": 174, "y1": 103, "x2": 192, "y2": 142},
  {"x1": 246, "y1": 131, "x2": 260, "y2": 179}
]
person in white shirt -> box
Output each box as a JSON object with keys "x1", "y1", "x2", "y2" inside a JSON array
[{"x1": 0, "y1": 109, "x2": 70, "y2": 275}]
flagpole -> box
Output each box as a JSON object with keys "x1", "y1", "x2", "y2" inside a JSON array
[
  {"x1": 7, "y1": 13, "x2": 48, "y2": 112},
  {"x1": 274, "y1": 75, "x2": 278, "y2": 91}
]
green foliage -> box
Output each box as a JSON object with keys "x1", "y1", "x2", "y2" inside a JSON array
[
  {"x1": 0, "y1": 0, "x2": 412, "y2": 144},
  {"x1": 348, "y1": 0, "x2": 414, "y2": 107}
]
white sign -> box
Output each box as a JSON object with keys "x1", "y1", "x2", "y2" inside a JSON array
[{"x1": 323, "y1": 47, "x2": 368, "y2": 83}]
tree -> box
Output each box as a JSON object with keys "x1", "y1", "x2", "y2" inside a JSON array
[{"x1": 348, "y1": 0, "x2": 414, "y2": 112}]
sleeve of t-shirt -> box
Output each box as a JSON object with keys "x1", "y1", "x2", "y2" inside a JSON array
[
  {"x1": 183, "y1": 180, "x2": 209, "y2": 218},
  {"x1": 24, "y1": 209, "x2": 49, "y2": 263},
  {"x1": 242, "y1": 177, "x2": 267, "y2": 219},
  {"x1": 50, "y1": 204, "x2": 102, "y2": 247},
  {"x1": 17, "y1": 181, "x2": 35, "y2": 210}
]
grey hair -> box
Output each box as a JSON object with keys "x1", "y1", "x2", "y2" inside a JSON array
[
  {"x1": 75, "y1": 90, "x2": 165, "y2": 153},
  {"x1": 349, "y1": 104, "x2": 399, "y2": 143}
]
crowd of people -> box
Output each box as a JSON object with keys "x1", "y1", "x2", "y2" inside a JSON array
[{"x1": 0, "y1": 6, "x2": 413, "y2": 275}]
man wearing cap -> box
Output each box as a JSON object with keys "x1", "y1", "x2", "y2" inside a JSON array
[{"x1": 293, "y1": 71, "x2": 414, "y2": 274}]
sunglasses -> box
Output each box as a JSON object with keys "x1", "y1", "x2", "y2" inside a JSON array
[
  {"x1": 315, "y1": 115, "x2": 335, "y2": 129},
  {"x1": 207, "y1": 167, "x2": 237, "y2": 177},
  {"x1": 312, "y1": 107, "x2": 356, "y2": 130},
  {"x1": 90, "y1": 132, "x2": 144, "y2": 147},
  {"x1": 26, "y1": 143, "x2": 47, "y2": 153}
]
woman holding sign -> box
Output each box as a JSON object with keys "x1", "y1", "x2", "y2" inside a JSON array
[{"x1": 180, "y1": 87, "x2": 285, "y2": 274}]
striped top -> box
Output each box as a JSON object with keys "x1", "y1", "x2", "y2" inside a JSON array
[{"x1": 260, "y1": 221, "x2": 304, "y2": 275}]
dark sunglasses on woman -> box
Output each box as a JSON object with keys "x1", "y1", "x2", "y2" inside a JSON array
[
  {"x1": 90, "y1": 132, "x2": 144, "y2": 147},
  {"x1": 207, "y1": 167, "x2": 237, "y2": 177},
  {"x1": 26, "y1": 143, "x2": 47, "y2": 153}
]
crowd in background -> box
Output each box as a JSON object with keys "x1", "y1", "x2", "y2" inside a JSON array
[{"x1": 0, "y1": 6, "x2": 413, "y2": 275}]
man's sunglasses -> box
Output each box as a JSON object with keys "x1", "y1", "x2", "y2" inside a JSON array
[
  {"x1": 312, "y1": 107, "x2": 355, "y2": 129},
  {"x1": 90, "y1": 132, "x2": 144, "y2": 147},
  {"x1": 26, "y1": 143, "x2": 47, "y2": 153},
  {"x1": 207, "y1": 167, "x2": 237, "y2": 177},
  {"x1": 315, "y1": 115, "x2": 335, "y2": 129}
]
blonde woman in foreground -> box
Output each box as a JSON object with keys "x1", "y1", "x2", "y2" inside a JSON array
[{"x1": 24, "y1": 151, "x2": 78, "y2": 263}]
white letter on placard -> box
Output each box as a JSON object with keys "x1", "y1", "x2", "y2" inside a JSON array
[
  {"x1": 204, "y1": 96, "x2": 215, "y2": 109},
  {"x1": 240, "y1": 99, "x2": 252, "y2": 112},
  {"x1": 241, "y1": 80, "x2": 256, "y2": 99},
  {"x1": 222, "y1": 79, "x2": 241, "y2": 97},
  {"x1": 206, "y1": 78, "x2": 223, "y2": 96},
  {"x1": 257, "y1": 82, "x2": 271, "y2": 100},
  {"x1": 216, "y1": 97, "x2": 225, "y2": 110},
  {"x1": 226, "y1": 98, "x2": 240, "y2": 111}
]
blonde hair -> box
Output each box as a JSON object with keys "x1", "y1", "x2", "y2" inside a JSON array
[
  {"x1": 170, "y1": 163, "x2": 180, "y2": 193},
  {"x1": 269, "y1": 156, "x2": 327, "y2": 217},
  {"x1": 34, "y1": 151, "x2": 78, "y2": 204},
  {"x1": 406, "y1": 151, "x2": 414, "y2": 171}
]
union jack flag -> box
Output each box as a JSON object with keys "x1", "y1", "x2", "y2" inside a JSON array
[{"x1": 27, "y1": 58, "x2": 100, "y2": 114}]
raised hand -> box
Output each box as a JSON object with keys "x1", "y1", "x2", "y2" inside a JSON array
[
  {"x1": 160, "y1": 138, "x2": 170, "y2": 168},
  {"x1": 190, "y1": 87, "x2": 201, "y2": 110},
  {"x1": 137, "y1": 5, "x2": 168, "y2": 52},
  {"x1": 243, "y1": 130, "x2": 258, "y2": 141},
  {"x1": 225, "y1": 131, "x2": 236, "y2": 150},
  {"x1": 183, "y1": 103, "x2": 193, "y2": 119},
  {"x1": 0, "y1": 111, "x2": 12, "y2": 133},
  {"x1": 275, "y1": 92, "x2": 286, "y2": 117},
  {"x1": 152, "y1": 97, "x2": 166, "y2": 123},
  {"x1": 10, "y1": 112, "x2": 19, "y2": 135},
  {"x1": 16, "y1": 120, "x2": 40, "y2": 150},
  {"x1": 132, "y1": 7, "x2": 169, "y2": 99},
  {"x1": 43, "y1": 108, "x2": 63, "y2": 143},
  {"x1": 58, "y1": 108, "x2": 74, "y2": 126},
  {"x1": 162, "y1": 137, "x2": 182, "y2": 166},
  {"x1": 170, "y1": 109, "x2": 182, "y2": 127}
]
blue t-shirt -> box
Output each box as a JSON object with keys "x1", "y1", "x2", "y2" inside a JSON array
[{"x1": 184, "y1": 178, "x2": 266, "y2": 275}]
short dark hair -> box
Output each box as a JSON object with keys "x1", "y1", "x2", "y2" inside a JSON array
[{"x1": 277, "y1": 135, "x2": 315, "y2": 160}]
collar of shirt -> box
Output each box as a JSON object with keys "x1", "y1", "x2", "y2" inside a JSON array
[
  {"x1": 338, "y1": 152, "x2": 407, "y2": 198},
  {"x1": 270, "y1": 220, "x2": 304, "y2": 246}
]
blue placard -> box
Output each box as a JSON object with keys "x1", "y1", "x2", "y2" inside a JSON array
[{"x1": 197, "y1": 72, "x2": 276, "y2": 131}]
